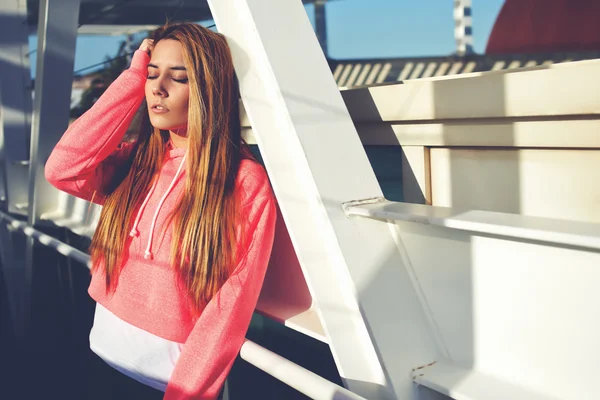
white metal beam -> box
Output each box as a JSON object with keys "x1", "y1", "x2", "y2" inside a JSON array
[
  {"x1": 77, "y1": 24, "x2": 159, "y2": 36},
  {"x1": 208, "y1": 1, "x2": 442, "y2": 398},
  {"x1": 343, "y1": 199, "x2": 600, "y2": 251}
]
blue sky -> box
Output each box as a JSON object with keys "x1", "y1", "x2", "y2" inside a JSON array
[{"x1": 29, "y1": 0, "x2": 505, "y2": 76}]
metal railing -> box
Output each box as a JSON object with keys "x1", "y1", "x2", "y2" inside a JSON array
[{"x1": 0, "y1": 211, "x2": 364, "y2": 400}]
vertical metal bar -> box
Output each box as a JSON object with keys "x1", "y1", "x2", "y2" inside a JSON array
[
  {"x1": 454, "y1": 0, "x2": 473, "y2": 55},
  {"x1": 22, "y1": 0, "x2": 80, "y2": 339},
  {"x1": 208, "y1": 1, "x2": 440, "y2": 398},
  {"x1": 314, "y1": 0, "x2": 328, "y2": 56},
  {"x1": 0, "y1": 0, "x2": 34, "y2": 215},
  {"x1": 28, "y1": 0, "x2": 81, "y2": 227}
]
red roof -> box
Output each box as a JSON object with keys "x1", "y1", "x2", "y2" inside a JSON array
[{"x1": 486, "y1": 0, "x2": 600, "y2": 54}]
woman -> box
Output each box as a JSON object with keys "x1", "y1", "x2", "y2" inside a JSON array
[{"x1": 45, "y1": 23, "x2": 277, "y2": 400}]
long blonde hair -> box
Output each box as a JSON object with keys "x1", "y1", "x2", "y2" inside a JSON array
[{"x1": 90, "y1": 23, "x2": 243, "y2": 314}]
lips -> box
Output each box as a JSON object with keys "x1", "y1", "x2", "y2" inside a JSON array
[{"x1": 151, "y1": 102, "x2": 169, "y2": 114}]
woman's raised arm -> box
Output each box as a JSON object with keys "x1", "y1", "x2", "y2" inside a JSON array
[{"x1": 45, "y1": 44, "x2": 152, "y2": 204}]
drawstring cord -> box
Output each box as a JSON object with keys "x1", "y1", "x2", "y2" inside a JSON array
[
  {"x1": 129, "y1": 178, "x2": 158, "y2": 238},
  {"x1": 143, "y1": 153, "x2": 187, "y2": 260}
]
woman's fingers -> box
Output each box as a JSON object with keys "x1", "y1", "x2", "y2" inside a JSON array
[{"x1": 138, "y1": 39, "x2": 154, "y2": 54}]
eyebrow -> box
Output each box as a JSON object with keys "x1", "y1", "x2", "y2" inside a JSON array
[{"x1": 147, "y1": 63, "x2": 187, "y2": 71}]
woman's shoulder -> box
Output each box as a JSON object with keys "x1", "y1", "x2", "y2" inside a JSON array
[{"x1": 236, "y1": 158, "x2": 273, "y2": 206}]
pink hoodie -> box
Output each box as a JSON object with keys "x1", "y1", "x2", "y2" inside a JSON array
[{"x1": 45, "y1": 50, "x2": 277, "y2": 399}]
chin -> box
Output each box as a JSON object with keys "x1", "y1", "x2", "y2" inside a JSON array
[{"x1": 149, "y1": 117, "x2": 185, "y2": 131}]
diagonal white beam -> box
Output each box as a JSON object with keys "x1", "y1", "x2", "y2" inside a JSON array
[{"x1": 208, "y1": 1, "x2": 442, "y2": 398}]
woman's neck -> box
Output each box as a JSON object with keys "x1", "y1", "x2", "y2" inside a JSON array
[{"x1": 169, "y1": 130, "x2": 188, "y2": 149}]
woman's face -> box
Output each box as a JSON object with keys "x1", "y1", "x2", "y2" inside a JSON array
[{"x1": 145, "y1": 39, "x2": 190, "y2": 133}]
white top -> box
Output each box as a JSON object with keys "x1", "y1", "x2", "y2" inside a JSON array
[{"x1": 89, "y1": 303, "x2": 183, "y2": 392}]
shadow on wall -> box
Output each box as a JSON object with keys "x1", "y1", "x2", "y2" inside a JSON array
[
  {"x1": 258, "y1": 204, "x2": 313, "y2": 319},
  {"x1": 433, "y1": 72, "x2": 519, "y2": 214},
  {"x1": 342, "y1": 85, "x2": 416, "y2": 203},
  {"x1": 250, "y1": 147, "x2": 314, "y2": 321}
]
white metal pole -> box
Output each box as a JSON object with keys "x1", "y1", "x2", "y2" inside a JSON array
[
  {"x1": 240, "y1": 340, "x2": 367, "y2": 400},
  {"x1": 0, "y1": 212, "x2": 91, "y2": 267},
  {"x1": 208, "y1": 1, "x2": 442, "y2": 398}
]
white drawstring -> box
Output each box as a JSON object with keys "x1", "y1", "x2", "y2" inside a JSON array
[
  {"x1": 143, "y1": 153, "x2": 187, "y2": 260},
  {"x1": 130, "y1": 178, "x2": 159, "y2": 238}
]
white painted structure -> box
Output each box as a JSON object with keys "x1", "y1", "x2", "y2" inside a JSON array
[
  {"x1": 344, "y1": 199, "x2": 600, "y2": 400},
  {"x1": 340, "y1": 58, "x2": 600, "y2": 223},
  {"x1": 1, "y1": 0, "x2": 600, "y2": 399}
]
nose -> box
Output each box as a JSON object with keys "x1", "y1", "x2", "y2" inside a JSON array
[
  {"x1": 152, "y1": 79, "x2": 167, "y2": 97},
  {"x1": 152, "y1": 86, "x2": 166, "y2": 97}
]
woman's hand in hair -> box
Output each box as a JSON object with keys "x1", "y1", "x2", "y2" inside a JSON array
[{"x1": 138, "y1": 39, "x2": 155, "y2": 55}]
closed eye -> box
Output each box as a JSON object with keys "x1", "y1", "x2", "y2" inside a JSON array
[{"x1": 146, "y1": 76, "x2": 187, "y2": 83}]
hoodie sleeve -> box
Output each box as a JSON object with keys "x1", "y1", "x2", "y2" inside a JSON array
[
  {"x1": 44, "y1": 50, "x2": 150, "y2": 204},
  {"x1": 164, "y1": 170, "x2": 277, "y2": 400}
]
